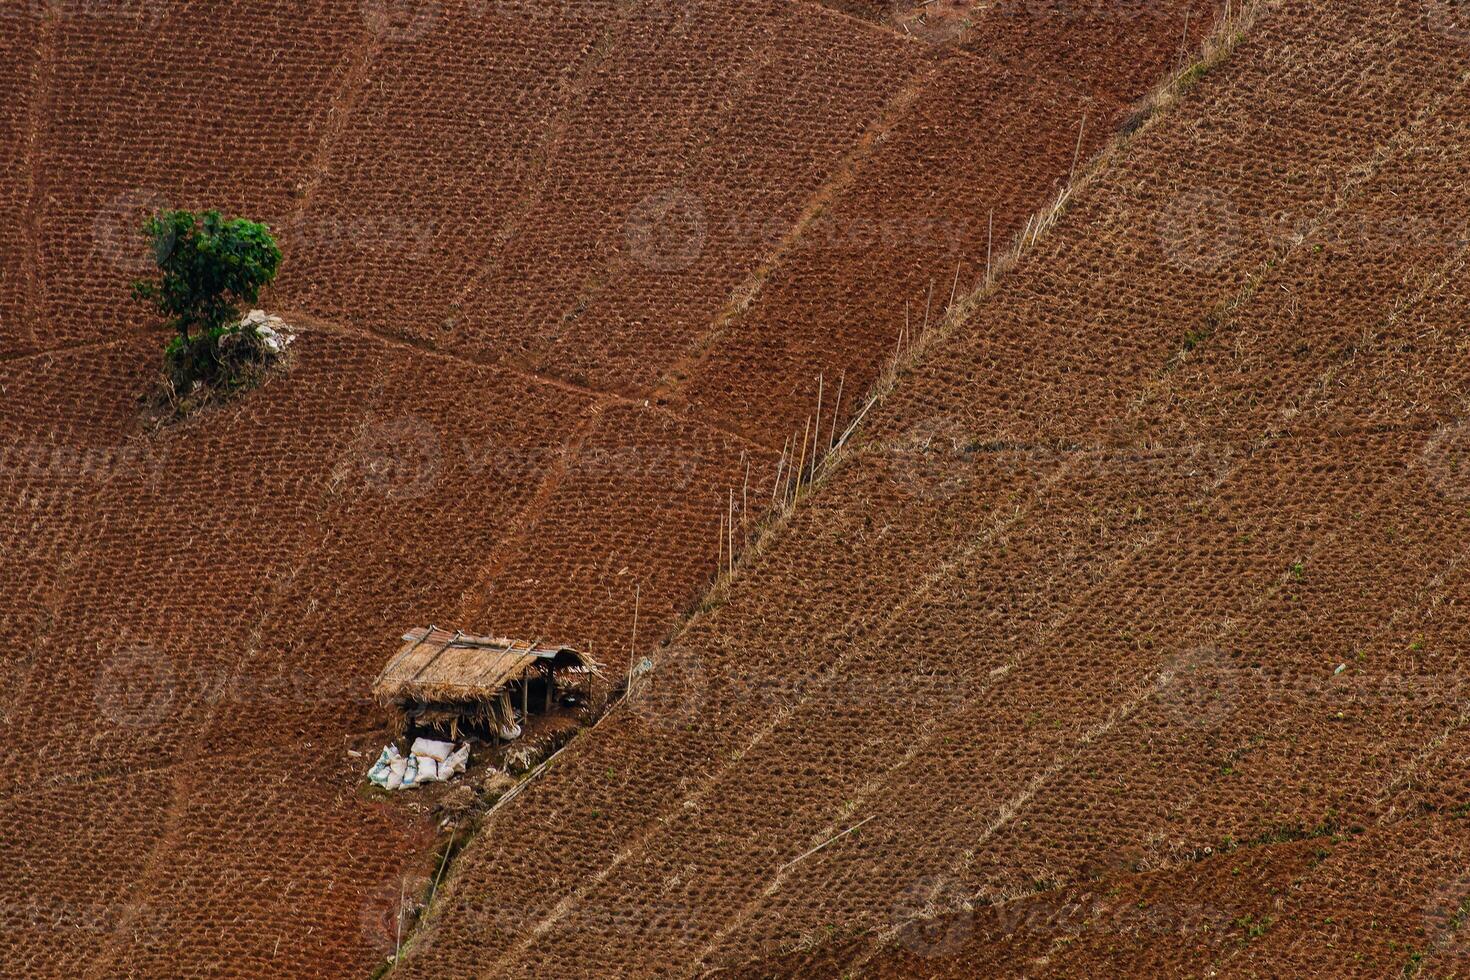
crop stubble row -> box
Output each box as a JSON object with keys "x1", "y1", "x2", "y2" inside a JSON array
[
  {"x1": 395, "y1": 3, "x2": 1470, "y2": 975},
  {"x1": 731, "y1": 811, "x2": 1470, "y2": 977},
  {"x1": 0, "y1": 3, "x2": 921, "y2": 970},
  {"x1": 6, "y1": 0, "x2": 1426, "y2": 973},
  {"x1": 671, "y1": 0, "x2": 1223, "y2": 443},
  {"x1": 0, "y1": 328, "x2": 587, "y2": 971},
  {"x1": 20, "y1": 0, "x2": 357, "y2": 354}
]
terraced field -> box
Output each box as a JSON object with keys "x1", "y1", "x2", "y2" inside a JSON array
[
  {"x1": 0, "y1": 0, "x2": 1222, "y2": 975},
  {"x1": 392, "y1": 1, "x2": 1470, "y2": 975}
]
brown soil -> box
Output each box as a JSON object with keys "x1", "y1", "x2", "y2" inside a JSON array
[
  {"x1": 670, "y1": 0, "x2": 1223, "y2": 446},
  {"x1": 724, "y1": 812, "x2": 1470, "y2": 978},
  {"x1": 386, "y1": 2, "x2": 1470, "y2": 976},
  {"x1": 0, "y1": 0, "x2": 1230, "y2": 975}
]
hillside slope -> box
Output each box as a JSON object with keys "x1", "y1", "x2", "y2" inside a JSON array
[
  {"x1": 0, "y1": 0, "x2": 1216, "y2": 974},
  {"x1": 394, "y1": 1, "x2": 1470, "y2": 975}
]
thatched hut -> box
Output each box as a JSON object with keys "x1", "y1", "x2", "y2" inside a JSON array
[{"x1": 373, "y1": 626, "x2": 601, "y2": 741}]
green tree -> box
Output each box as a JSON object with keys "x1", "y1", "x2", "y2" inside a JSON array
[
  {"x1": 133, "y1": 208, "x2": 281, "y2": 340},
  {"x1": 131, "y1": 209, "x2": 282, "y2": 391}
]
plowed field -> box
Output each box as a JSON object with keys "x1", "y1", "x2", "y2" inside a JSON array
[
  {"x1": 390, "y1": 1, "x2": 1470, "y2": 976},
  {"x1": 0, "y1": 0, "x2": 1224, "y2": 975},
  {"x1": 724, "y1": 813, "x2": 1470, "y2": 977}
]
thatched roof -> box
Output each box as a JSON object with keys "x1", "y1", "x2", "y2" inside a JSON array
[{"x1": 373, "y1": 626, "x2": 600, "y2": 706}]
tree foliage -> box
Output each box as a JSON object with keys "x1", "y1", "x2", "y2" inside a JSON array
[
  {"x1": 132, "y1": 209, "x2": 281, "y2": 339},
  {"x1": 131, "y1": 209, "x2": 283, "y2": 397}
]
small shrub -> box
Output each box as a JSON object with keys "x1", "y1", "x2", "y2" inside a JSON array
[{"x1": 132, "y1": 209, "x2": 283, "y2": 405}]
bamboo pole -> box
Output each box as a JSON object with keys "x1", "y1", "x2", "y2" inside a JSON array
[
  {"x1": 921, "y1": 278, "x2": 934, "y2": 339},
  {"x1": 828, "y1": 369, "x2": 845, "y2": 453},
  {"x1": 787, "y1": 426, "x2": 799, "y2": 505},
  {"x1": 626, "y1": 583, "x2": 640, "y2": 697},
  {"x1": 986, "y1": 209, "x2": 994, "y2": 284},
  {"x1": 395, "y1": 876, "x2": 405, "y2": 962},
  {"x1": 796, "y1": 415, "x2": 811, "y2": 499},
  {"x1": 779, "y1": 814, "x2": 878, "y2": 871},
  {"x1": 1070, "y1": 112, "x2": 1087, "y2": 184},
  {"x1": 812, "y1": 373, "x2": 824, "y2": 479},
  {"x1": 834, "y1": 389, "x2": 879, "y2": 453},
  {"x1": 742, "y1": 456, "x2": 750, "y2": 546},
  {"x1": 772, "y1": 436, "x2": 789, "y2": 506},
  {"x1": 783, "y1": 430, "x2": 795, "y2": 504},
  {"x1": 948, "y1": 260, "x2": 961, "y2": 314},
  {"x1": 430, "y1": 828, "x2": 455, "y2": 906},
  {"x1": 727, "y1": 488, "x2": 735, "y2": 577}
]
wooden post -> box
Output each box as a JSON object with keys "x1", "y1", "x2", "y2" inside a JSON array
[
  {"x1": 521, "y1": 674, "x2": 529, "y2": 719},
  {"x1": 544, "y1": 665, "x2": 553, "y2": 712}
]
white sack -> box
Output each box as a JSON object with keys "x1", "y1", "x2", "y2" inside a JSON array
[
  {"x1": 442, "y1": 743, "x2": 471, "y2": 777},
  {"x1": 386, "y1": 755, "x2": 408, "y2": 790},
  {"x1": 410, "y1": 737, "x2": 456, "y2": 763}
]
